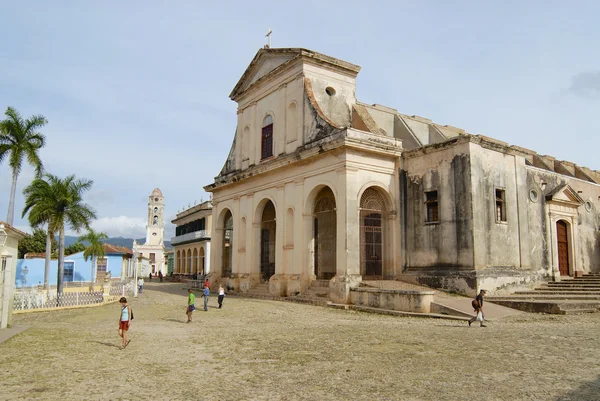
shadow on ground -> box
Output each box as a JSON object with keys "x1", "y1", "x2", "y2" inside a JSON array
[{"x1": 556, "y1": 375, "x2": 600, "y2": 401}]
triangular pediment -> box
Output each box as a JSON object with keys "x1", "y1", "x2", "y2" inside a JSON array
[
  {"x1": 230, "y1": 48, "x2": 361, "y2": 101},
  {"x1": 545, "y1": 184, "x2": 584, "y2": 205},
  {"x1": 230, "y1": 49, "x2": 301, "y2": 100}
]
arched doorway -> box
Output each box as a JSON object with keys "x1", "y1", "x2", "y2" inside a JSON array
[
  {"x1": 187, "y1": 249, "x2": 192, "y2": 275},
  {"x1": 360, "y1": 187, "x2": 386, "y2": 278},
  {"x1": 200, "y1": 247, "x2": 205, "y2": 276},
  {"x1": 260, "y1": 201, "x2": 276, "y2": 281},
  {"x1": 176, "y1": 250, "x2": 181, "y2": 274},
  {"x1": 193, "y1": 249, "x2": 198, "y2": 275},
  {"x1": 557, "y1": 220, "x2": 570, "y2": 276},
  {"x1": 222, "y1": 210, "x2": 233, "y2": 278},
  {"x1": 314, "y1": 187, "x2": 336, "y2": 279}
]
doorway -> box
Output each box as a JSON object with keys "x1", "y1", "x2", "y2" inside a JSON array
[{"x1": 557, "y1": 220, "x2": 570, "y2": 276}]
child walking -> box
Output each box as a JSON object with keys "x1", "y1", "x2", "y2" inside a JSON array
[
  {"x1": 118, "y1": 297, "x2": 133, "y2": 349},
  {"x1": 186, "y1": 289, "x2": 196, "y2": 323},
  {"x1": 218, "y1": 285, "x2": 225, "y2": 309}
]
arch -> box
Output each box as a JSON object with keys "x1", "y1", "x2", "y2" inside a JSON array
[
  {"x1": 286, "y1": 102, "x2": 298, "y2": 142},
  {"x1": 359, "y1": 186, "x2": 389, "y2": 278},
  {"x1": 357, "y1": 182, "x2": 394, "y2": 213},
  {"x1": 253, "y1": 196, "x2": 278, "y2": 225},
  {"x1": 259, "y1": 200, "x2": 277, "y2": 281},
  {"x1": 312, "y1": 187, "x2": 337, "y2": 279},
  {"x1": 193, "y1": 248, "x2": 198, "y2": 275},
  {"x1": 176, "y1": 250, "x2": 181, "y2": 274},
  {"x1": 222, "y1": 209, "x2": 234, "y2": 278},
  {"x1": 261, "y1": 113, "x2": 274, "y2": 159},
  {"x1": 304, "y1": 182, "x2": 339, "y2": 216},
  {"x1": 200, "y1": 247, "x2": 206, "y2": 275},
  {"x1": 187, "y1": 249, "x2": 192, "y2": 275}
]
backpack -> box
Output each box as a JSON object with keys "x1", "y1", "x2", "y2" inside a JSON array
[{"x1": 471, "y1": 299, "x2": 480, "y2": 309}]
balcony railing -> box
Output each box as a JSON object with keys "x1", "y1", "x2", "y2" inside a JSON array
[{"x1": 170, "y1": 230, "x2": 210, "y2": 245}]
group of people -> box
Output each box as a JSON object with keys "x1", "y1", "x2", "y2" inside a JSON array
[
  {"x1": 186, "y1": 281, "x2": 226, "y2": 323},
  {"x1": 148, "y1": 271, "x2": 163, "y2": 282},
  {"x1": 117, "y1": 281, "x2": 489, "y2": 348}
]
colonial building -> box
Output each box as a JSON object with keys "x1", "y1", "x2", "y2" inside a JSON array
[
  {"x1": 133, "y1": 188, "x2": 166, "y2": 276},
  {"x1": 170, "y1": 200, "x2": 212, "y2": 277},
  {"x1": 204, "y1": 47, "x2": 600, "y2": 300},
  {"x1": 0, "y1": 221, "x2": 26, "y2": 329}
]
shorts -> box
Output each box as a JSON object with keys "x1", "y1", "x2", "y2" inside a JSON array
[
  {"x1": 188, "y1": 304, "x2": 195, "y2": 312},
  {"x1": 119, "y1": 321, "x2": 129, "y2": 331}
]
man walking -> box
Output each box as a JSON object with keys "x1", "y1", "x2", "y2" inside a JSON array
[
  {"x1": 468, "y1": 289, "x2": 487, "y2": 327},
  {"x1": 137, "y1": 277, "x2": 144, "y2": 294},
  {"x1": 203, "y1": 284, "x2": 210, "y2": 311}
]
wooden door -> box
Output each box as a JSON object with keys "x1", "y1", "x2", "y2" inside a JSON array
[{"x1": 557, "y1": 220, "x2": 570, "y2": 276}]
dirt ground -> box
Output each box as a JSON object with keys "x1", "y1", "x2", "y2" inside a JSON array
[{"x1": 1, "y1": 282, "x2": 599, "y2": 401}]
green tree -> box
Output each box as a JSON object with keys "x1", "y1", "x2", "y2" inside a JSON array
[
  {"x1": 22, "y1": 176, "x2": 60, "y2": 288},
  {"x1": 22, "y1": 174, "x2": 96, "y2": 293},
  {"x1": 77, "y1": 229, "x2": 108, "y2": 285},
  {"x1": 65, "y1": 242, "x2": 85, "y2": 256},
  {"x1": 17, "y1": 228, "x2": 58, "y2": 258},
  {"x1": 0, "y1": 107, "x2": 47, "y2": 225}
]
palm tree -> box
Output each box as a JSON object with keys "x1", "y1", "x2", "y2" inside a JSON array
[
  {"x1": 21, "y1": 174, "x2": 96, "y2": 294},
  {"x1": 22, "y1": 177, "x2": 58, "y2": 289},
  {"x1": 0, "y1": 107, "x2": 47, "y2": 225},
  {"x1": 77, "y1": 229, "x2": 108, "y2": 289}
]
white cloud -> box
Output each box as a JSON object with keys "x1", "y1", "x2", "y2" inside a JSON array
[{"x1": 88, "y1": 216, "x2": 147, "y2": 238}]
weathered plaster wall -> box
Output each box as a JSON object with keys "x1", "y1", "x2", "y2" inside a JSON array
[
  {"x1": 526, "y1": 168, "x2": 600, "y2": 274},
  {"x1": 402, "y1": 140, "x2": 474, "y2": 269},
  {"x1": 470, "y1": 144, "x2": 525, "y2": 269}
]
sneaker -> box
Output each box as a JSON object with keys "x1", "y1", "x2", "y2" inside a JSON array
[{"x1": 468, "y1": 320, "x2": 472, "y2": 326}]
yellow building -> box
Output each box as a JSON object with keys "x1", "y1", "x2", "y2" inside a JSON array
[{"x1": 170, "y1": 201, "x2": 212, "y2": 277}]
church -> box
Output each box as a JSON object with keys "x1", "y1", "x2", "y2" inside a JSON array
[{"x1": 203, "y1": 47, "x2": 600, "y2": 301}]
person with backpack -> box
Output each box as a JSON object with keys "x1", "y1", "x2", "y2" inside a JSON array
[
  {"x1": 118, "y1": 297, "x2": 134, "y2": 348},
  {"x1": 468, "y1": 289, "x2": 487, "y2": 327}
]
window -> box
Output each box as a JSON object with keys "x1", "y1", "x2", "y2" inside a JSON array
[
  {"x1": 150, "y1": 253, "x2": 156, "y2": 263},
  {"x1": 425, "y1": 191, "x2": 439, "y2": 223},
  {"x1": 261, "y1": 115, "x2": 273, "y2": 160},
  {"x1": 495, "y1": 189, "x2": 506, "y2": 222},
  {"x1": 64, "y1": 261, "x2": 75, "y2": 282},
  {"x1": 97, "y1": 258, "x2": 107, "y2": 273}
]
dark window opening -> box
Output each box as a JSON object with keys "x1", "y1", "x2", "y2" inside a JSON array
[
  {"x1": 261, "y1": 123, "x2": 273, "y2": 159},
  {"x1": 425, "y1": 190, "x2": 439, "y2": 223},
  {"x1": 495, "y1": 189, "x2": 506, "y2": 222}
]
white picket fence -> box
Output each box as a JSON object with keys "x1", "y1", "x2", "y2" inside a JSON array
[{"x1": 13, "y1": 280, "x2": 135, "y2": 311}]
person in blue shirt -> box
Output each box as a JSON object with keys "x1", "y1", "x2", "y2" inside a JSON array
[{"x1": 203, "y1": 285, "x2": 210, "y2": 311}]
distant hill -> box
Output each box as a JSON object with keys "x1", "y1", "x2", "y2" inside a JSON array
[{"x1": 61, "y1": 235, "x2": 172, "y2": 250}]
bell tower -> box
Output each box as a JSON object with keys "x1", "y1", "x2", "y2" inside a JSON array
[{"x1": 146, "y1": 188, "x2": 164, "y2": 246}]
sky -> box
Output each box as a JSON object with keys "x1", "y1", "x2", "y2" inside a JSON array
[{"x1": 1, "y1": 1, "x2": 599, "y2": 240}]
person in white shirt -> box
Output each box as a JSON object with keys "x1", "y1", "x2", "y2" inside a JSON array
[
  {"x1": 137, "y1": 277, "x2": 144, "y2": 294},
  {"x1": 218, "y1": 285, "x2": 225, "y2": 309}
]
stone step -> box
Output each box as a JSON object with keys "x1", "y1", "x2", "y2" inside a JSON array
[
  {"x1": 310, "y1": 280, "x2": 330, "y2": 288},
  {"x1": 520, "y1": 291, "x2": 600, "y2": 296},
  {"x1": 487, "y1": 299, "x2": 600, "y2": 314},
  {"x1": 534, "y1": 288, "x2": 600, "y2": 292},
  {"x1": 486, "y1": 293, "x2": 600, "y2": 302},
  {"x1": 547, "y1": 280, "x2": 600, "y2": 283}
]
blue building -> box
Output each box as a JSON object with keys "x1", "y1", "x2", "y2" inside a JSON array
[{"x1": 16, "y1": 244, "x2": 134, "y2": 288}]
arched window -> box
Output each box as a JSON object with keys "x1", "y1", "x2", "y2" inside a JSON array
[
  {"x1": 360, "y1": 188, "x2": 386, "y2": 278},
  {"x1": 261, "y1": 114, "x2": 273, "y2": 160}
]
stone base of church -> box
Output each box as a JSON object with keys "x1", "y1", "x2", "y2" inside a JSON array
[
  {"x1": 329, "y1": 274, "x2": 362, "y2": 303},
  {"x1": 269, "y1": 274, "x2": 305, "y2": 297},
  {"x1": 400, "y1": 266, "x2": 549, "y2": 296}
]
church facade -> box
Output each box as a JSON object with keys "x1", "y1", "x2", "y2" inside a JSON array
[
  {"x1": 133, "y1": 188, "x2": 166, "y2": 276},
  {"x1": 204, "y1": 47, "x2": 600, "y2": 300}
]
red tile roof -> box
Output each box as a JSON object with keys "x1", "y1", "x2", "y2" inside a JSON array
[{"x1": 0, "y1": 220, "x2": 28, "y2": 238}]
